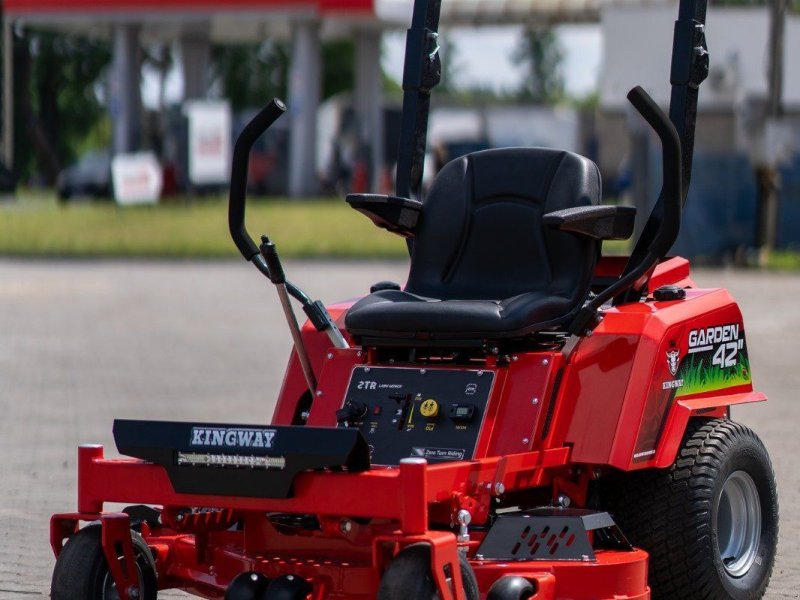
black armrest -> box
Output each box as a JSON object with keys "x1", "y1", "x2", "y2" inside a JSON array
[
  {"x1": 543, "y1": 205, "x2": 637, "y2": 241},
  {"x1": 346, "y1": 194, "x2": 423, "y2": 238}
]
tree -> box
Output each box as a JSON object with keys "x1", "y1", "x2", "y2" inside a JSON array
[
  {"x1": 210, "y1": 41, "x2": 290, "y2": 111},
  {"x1": 321, "y1": 40, "x2": 355, "y2": 100},
  {"x1": 14, "y1": 29, "x2": 111, "y2": 183},
  {"x1": 210, "y1": 38, "x2": 360, "y2": 112},
  {"x1": 512, "y1": 28, "x2": 564, "y2": 104}
]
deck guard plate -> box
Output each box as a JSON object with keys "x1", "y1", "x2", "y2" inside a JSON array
[
  {"x1": 114, "y1": 420, "x2": 369, "y2": 498},
  {"x1": 477, "y1": 508, "x2": 632, "y2": 561}
]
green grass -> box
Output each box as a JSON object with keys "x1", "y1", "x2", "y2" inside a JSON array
[
  {"x1": 0, "y1": 190, "x2": 632, "y2": 259},
  {"x1": 0, "y1": 192, "x2": 409, "y2": 259},
  {"x1": 677, "y1": 354, "x2": 751, "y2": 398},
  {"x1": 766, "y1": 250, "x2": 800, "y2": 271},
  {"x1": 2, "y1": 190, "x2": 797, "y2": 265}
]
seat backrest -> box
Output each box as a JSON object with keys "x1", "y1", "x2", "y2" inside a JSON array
[{"x1": 406, "y1": 148, "x2": 601, "y2": 302}]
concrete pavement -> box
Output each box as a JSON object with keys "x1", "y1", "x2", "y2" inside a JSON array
[{"x1": 0, "y1": 259, "x2": 797, "y2": 598}]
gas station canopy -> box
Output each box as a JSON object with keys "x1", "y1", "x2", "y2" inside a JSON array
[
  {"x1": 4, "y1": 0, "x2": 658, "y2": 39},
  {"x1": 1, "y1": 0, "x2": 663, "y2": 196}
]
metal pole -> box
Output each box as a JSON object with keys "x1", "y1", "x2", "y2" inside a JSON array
[
  {"x1": 355, "y1": 29, "x2": 384, "y2": 192},
  {"x1": 111, "y1": 24, "x2": 142, "y2": 156},
  {"x1": 288, "y1": 20, "x2": 321, "y2": 198},
  {"x1": 757, "y1": 0, "x2": 788, "y2": 264},
  {"x1": 180, "y1": 27, "x2": 210, "y2": 101},
  {"x1": 767, "y1": 0, "x2": 787, "y2": 119},
  {"x1": 2, "y1": 18, "x2": 13, "y2": 170}
]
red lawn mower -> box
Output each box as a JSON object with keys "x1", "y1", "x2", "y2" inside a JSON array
[{"x1": 50, "y1": 0, "x2": 778, "y2": 598}]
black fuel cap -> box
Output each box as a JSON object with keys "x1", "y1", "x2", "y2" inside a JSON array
[
  {"x1": 370, "y1": 281, "x2": 401, "y2": 293},
  {"x1": 653, "y1": 285, "x2": 686, "y2": 301}
]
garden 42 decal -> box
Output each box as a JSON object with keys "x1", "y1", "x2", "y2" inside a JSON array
[
  {"x1": 678, "y1": 322, "x2": 751, "y2": 397},
  {"x1": 689, "y1": 323, "x2": 743, "y2": 368},
  {"x1": 633, "y1": 320, "x2": 753, "y2": 463}
]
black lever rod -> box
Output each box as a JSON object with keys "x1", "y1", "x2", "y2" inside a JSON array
[
  {"x1": 229, "y1": 98, "x2": 286, "y2": 261},
  {"x1": 670, "y1": 0, "x2": 709, "y2": 202},
  {"x1": 616, "y1": 0, "x2": 708, "y2": 305},
  {"x1": 394, "y1": 0, "x2": 442, "y2": 200},
  {"x1": 227, "y1": 99, "x2": 315, "y2": 306},
  {"x1": 627, "y1": 87, "x2": 683, "y2": 257},
  {"x1": 570, "y1": 87, "x2": 682, "y2": 336}
]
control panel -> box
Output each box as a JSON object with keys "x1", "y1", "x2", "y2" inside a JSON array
[{"x1": 338, "y1": 366, "x2": 495, "y2": 465}]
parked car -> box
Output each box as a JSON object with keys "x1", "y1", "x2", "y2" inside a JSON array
[
  {"x1": 56, "y1": 150, "x2": 112, "y2": 201},
  {"x1": 0, "y1": 160, "x2": 15, "y2": 194}
]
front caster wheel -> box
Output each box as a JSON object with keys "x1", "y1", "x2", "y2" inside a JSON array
[
  {"x1": 487, "y1": 576, "x2": 536, "y2": 600},
  {"x1": 51, "y1": 525, "x2": 158, "y2": 600},
  {"x1": 377, "y1": 544, "x2": 479, "y2": 600},
  {"x1": 603, "y1": 418, "x2": 778, "y2": 600}
]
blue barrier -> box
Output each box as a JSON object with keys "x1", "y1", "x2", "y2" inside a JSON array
[{"x1": 641, "y1": 152, "x2": 800, "y2": 260}]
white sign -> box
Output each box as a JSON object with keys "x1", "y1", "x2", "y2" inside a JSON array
[
  {"x1": 763, "y1": 118, "x2": 795, "y2": 167},
  {"x1": 185, "y1": 100, "x2": 232, "y2": 185},
  {"x1": 111, "y1": 152, "x2": 163, "y2": 205}
]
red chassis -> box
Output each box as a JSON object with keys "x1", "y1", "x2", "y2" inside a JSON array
[{"x1": 50, "y1": 258, "x2": 765, "y2": 600}]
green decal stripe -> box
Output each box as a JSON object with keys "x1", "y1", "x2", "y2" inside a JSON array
[{"x1": 675, "y1": 354, "x2": 751, "y2": 398}]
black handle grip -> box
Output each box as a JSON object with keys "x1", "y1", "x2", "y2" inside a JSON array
[
  {"x1": 574, "y1": 86, "x2": 684, "y2": 328},
  {"x1": 259, "y1": 236, "x2": 286, "y2": 285},
  {"x1": 229, "y1": 99, "x2": 287, "y2": 261},
  {"x1": 626, "y1": 86, "x2": 683, "y2": 256}
]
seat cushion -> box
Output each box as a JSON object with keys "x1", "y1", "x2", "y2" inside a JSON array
[
  {"x1": 343, "y1": 148, "x2": 602, "y2": 343},
  {"x1": 405, "y1": 148, "x2": 600, "y2": 302},
  {"x1": 345, "y1": 289, "x2": 577, "y2": 340}
]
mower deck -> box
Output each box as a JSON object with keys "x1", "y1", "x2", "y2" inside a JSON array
[{"x1": 52, "y1": 445, "x2": 649, "y2": 600}]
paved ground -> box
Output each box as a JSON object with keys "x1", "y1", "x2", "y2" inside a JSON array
[{"x1": 0, "y1": 259, "x2": 797, "y2": 598}]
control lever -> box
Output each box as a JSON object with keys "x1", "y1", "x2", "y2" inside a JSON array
[
  {"x1": 256, "y1": 236, "x2": 350, "y2": 399},
  {"x1": 259, "y1": 236, "x2": 348, "y2": 349},
  {"x1": 229, "y1": 100, "x2": 349, "y2": 399},
  {"x1": 260, "y1": 237, "x2": 317, "y2": 397}
]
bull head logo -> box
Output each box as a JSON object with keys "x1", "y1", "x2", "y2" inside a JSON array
[{"x1": 666, "y1": 350, "x2": 681, "y2": 377}]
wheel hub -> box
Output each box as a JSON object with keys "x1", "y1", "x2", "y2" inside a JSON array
[
  {"x1": 102, "y1": 566, "x2": 143, "y2": 600},
  {"x1": 716, "y1": 470, "x2": 761, "y2": 577}
]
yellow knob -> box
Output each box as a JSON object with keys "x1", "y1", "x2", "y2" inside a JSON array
[{"x1": 420, "y1": 399, "x2": 439, "y2": 418}]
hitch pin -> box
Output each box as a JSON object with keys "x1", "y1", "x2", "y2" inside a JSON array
[{"x1": 456, "y1": 509, "x2": 471, "y2": 544}]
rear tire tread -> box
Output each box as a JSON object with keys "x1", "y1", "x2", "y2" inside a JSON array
[{"x1": 601, "y1": 418, "x2": 778, "y2": 600}]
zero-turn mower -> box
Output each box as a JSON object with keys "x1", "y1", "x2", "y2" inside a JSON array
[{"x1": 50, "y1": 0, "x2": 778, "y2": 598}]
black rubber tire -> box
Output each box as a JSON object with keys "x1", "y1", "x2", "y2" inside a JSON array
[
  {"x1": 263, "y1": 574, "x2": 313, "y2": 599},
  {"x1": 51, "y1": 525, "x2": 158, "y2": 600},
  {"x1": 486, "y1": 576, "x2": 536, "y2": 600},
  {"x1": 225, "y1": 571, "x2": 271, "y2": 600},
  {"x1": 377, "y1": 544, "x2": 479, "y2": 600},
  {"x1": 601, "y1": 419, "x2": 778, "y2": 600}
]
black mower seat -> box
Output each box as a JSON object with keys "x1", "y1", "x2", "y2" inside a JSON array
[
  {"x1": 345, "y1": 148, "x2": 602, "y2": 341},
  {"x1": 345, "y1": 289, "x2": 579, "y2": 339}
]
